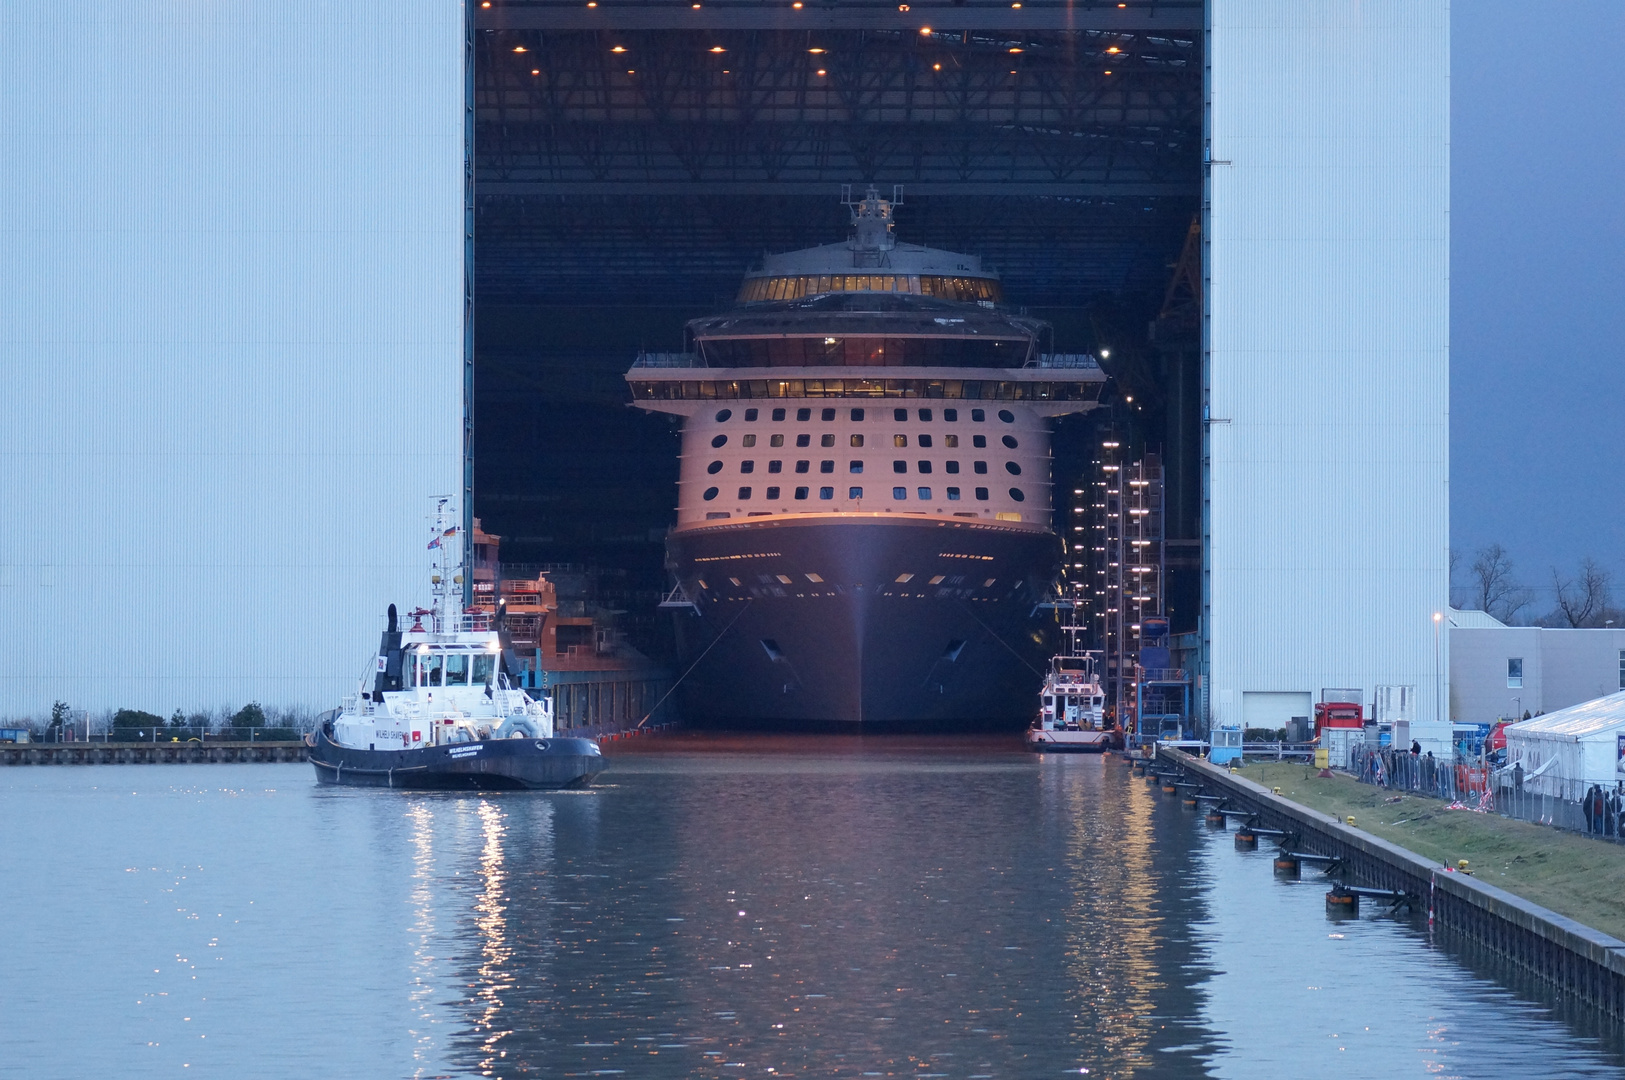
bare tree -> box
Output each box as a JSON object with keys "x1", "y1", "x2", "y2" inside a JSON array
[
  {"x1": 1548, "y1": 557, "x2": 1614, "y2": 628},
  {"x1": 1448, "y1": 546, "x2": 1463, "y2": 609},
  {"x1": 1470, "y1": 543, "x2": 1532, "y2": 623}
]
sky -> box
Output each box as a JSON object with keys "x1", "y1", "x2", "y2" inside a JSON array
[{"x1": 1451, "y1": 1, "x2": 1625, "y2": 612}]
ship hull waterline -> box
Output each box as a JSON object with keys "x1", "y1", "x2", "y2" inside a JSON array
[
  {"x1": 667, "y1": 516, "x2": 1059, "y2": 729},
  {"x1": 308, "y1": 729, "x2": 605, "y2": 790}
]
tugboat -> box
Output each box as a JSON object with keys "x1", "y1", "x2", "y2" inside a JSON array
[
  {"x1": 1025, "y1": 604, "x2": 1115, "y2": 753},
  {"x1": 308, "y1": 501, "x2": 605, "y2": 790}
]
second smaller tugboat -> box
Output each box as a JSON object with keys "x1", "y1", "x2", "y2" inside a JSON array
[
  {"x1": 1026, "y1": 604, "x2": 1115, "y2": 752},
  {"x1": 308, "y1": 500, "x2": 606, "y2": 790}
]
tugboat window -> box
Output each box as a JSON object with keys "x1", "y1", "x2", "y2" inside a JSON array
[
  {"x1": 795, "y1": 461, "x2": 810, "y2": 473},
  {"x1": 917, "y1": 461, "x2": 932, "y2": 474},
  {"x1": 820, "y1": 461, "x2": 834, "y2": 473},
  {"x1": 998, "y1": 409, "x2": 1015, "y2": 423},
  {"x1": 768, "y1": 460, "x2": 783, "y2": 473},
  {"x1": 796, "y1": 434, "x2": 811, "y2": 447},
  {"x1": 849, "y1": 487, "x2": 863, "y2": 499},
  {"x1": 1009, "y1": 487, "x2": 1025, "y2": 502},
  {"x1": 893, "y1": 487, "x2": 908, "y2": 500},
  {"x1": 716, "y1": 409, "x2": 732, "y2": 422},
  {"x1": 893, "y1": 460, "x2": 907, "y2": 473},
  {"x1": 947, "y1": 487, "x2": 961, "y2": 500},
  {"x1": 851, "y1": 408, "x2": 865, "y2": 421},
  {"x1": 794, "y1": 486, "x2": 809, "y2": 500},
  {"x1": 445, "y1": 653, "x2": 470, "y2": 685},
  {"x1": 894, "y1": 435, "x2": 908, "y2": 447},
  {"x1": 945, "y1": 461, "x2": 960, "y2": 474},
  {"x1": 850, "y1": 434, "x2": 864, "y2": 447},
  {"x1": 917, "y1": 487, "x2": 932, "y2": 500},
  {"x1": 473, "y1": 654, "x2": 496, "y2": 684},
  {"x1": 819, "y1": 487, "x2": 834, "y2": 499},
  {"x1": 711, "y1": 434, "x2": 727, "y2": 448},
  {"x1": 975, "y1": 487, "x2": 989, "y2": 500},
  {"x1": 772, "y1": 408, "x2": 786, "y2": 421},
  {"x1": 894, "y1": 408, "x2": 908, "y2": 421},
  {"x1": 821, "y1": 434, "x2": 835, "y2": 447},
  {"x1": 703, "y1": 487, "x2": 719, "y2": 500},
  {"x1": 766, "y1": 486, "x2": 781, "y2": 499},
  {"x1": 739, "y1": 486, "x2": 752, "y2": 499},
  {"x1": 944, "y1": 408, "x2": 959, "y2": 421},
  {"x1": 973, "y1": 435, "x2": 987, "y2": 448},
  {"x1": 974, "y1": 461, "x2": 988, "y2": 474},
  {"x1": 971, "y1": 409, "x2": 986, "y2": 422},
  {"x1": 744, "y1": 408, "x2": 758, "y2": 421},
  {"x1": 919, "y1": 409, "x2": 933, "y2": 421},
  {"x1": 1002, "y1": 435, "x2": 1018, "y2": 449},
  {"x1": 742, "y1": 434, "x2": 756, "y2": 447},
  {"x1": 423, "y1": 653, "x2": 444, "y2": 686},
  {"x1": 770, "y1": 434, "x2": 784, "y2": 447},
  {"x1": 1006, "y1": 462, "x2": 1022, "y2": 475},
  {"x1": 707, "y1": 461, "x2": 723, "y2": 474},
  {"x1": 796, "y1": 407, "x2": 812, "y2": 421},
  {"x1": 919, "y1": 434, "x2": 933, "y2": 448},
  {"x1": 850, "y1": 461, "x2": 863, "y2": 473},
  {"x1": 821, "y1": 408, "x2": 836, "y2": 421},
  {"x1": 741, "y1": 461, "x2": 755, "y2": 473}
]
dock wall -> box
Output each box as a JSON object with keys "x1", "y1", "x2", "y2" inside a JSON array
[
  {"x1": 1158, "y1": 747, "x2": 1625, "y2": 1018},
  {"x1": 0, "y1": 742, "x2": 308, "y2": 766}
]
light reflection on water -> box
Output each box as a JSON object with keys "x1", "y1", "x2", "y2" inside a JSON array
[{"x1": 0, "y1": 740, "x2": 1622, "y2": 1079}]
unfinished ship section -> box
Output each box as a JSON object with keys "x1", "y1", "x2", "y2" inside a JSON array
[{"x1": 626, "y1": 188, "x2": 1106, "y2": 727}]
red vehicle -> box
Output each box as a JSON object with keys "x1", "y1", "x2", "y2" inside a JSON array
[{"x1": 1314, "y1": 701, "x2": 1364, "y2": 733}]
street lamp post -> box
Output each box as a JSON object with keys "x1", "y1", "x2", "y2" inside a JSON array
[{"x1": 1433, "y1": 612, "x2": 1443, "y2": 725}]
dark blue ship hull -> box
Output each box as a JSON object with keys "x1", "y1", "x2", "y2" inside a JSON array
[
  {"x1": 668, "y1": 515, "x2": 1059, "y2": 728},
  {"x1": 308, "y1": 728, "x2": 605, "y2": 790}
]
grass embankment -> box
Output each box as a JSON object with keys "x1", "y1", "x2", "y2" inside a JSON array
[{"x1": 1233, "y1": 760, "x2": 1625, "y2": 942}]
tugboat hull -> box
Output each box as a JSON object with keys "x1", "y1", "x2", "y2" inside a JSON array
[
  {"x1": 308, "y1": 729, "x2": 604, "y2": 790},
  {"x1": 1025, "y1": 729, "x2": 1116, "y2": 753}
]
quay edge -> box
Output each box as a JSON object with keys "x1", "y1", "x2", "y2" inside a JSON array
[
  {"x1": 0, "y1": 741, "x2": 309, "y2": 766},
  {"x1": 1157, "y1": 747, "x2": 1625, "y2": 1019}
]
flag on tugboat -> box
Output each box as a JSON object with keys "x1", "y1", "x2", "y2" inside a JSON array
[{"x1": 428, "y1": 525, "x2": 458, "y2": 549}]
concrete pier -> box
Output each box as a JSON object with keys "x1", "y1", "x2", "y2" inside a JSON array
[
  {"x1": 1158, "y1": 746, "x2": 1625, "y2": 1019},
  {"x1": 0, "y1": 741, "x2": 308, "y2": 766}
]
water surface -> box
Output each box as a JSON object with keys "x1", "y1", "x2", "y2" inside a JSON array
[{"x1": 1, "y1": 735, "x2": 1620, "y2": 1078}]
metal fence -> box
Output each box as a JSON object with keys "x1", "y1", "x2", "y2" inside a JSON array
[{"x1": 1347, "y1": 744, "x2": 1625, "y2": 843}]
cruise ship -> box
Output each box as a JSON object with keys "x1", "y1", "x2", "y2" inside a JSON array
[{"x1": 625, "y1": 188, "x2": 1106, "y2": 727}]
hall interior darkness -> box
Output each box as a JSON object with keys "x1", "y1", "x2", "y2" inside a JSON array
[{"x1": 470, "y1": 15, "x2": 1205, "y2": 662}]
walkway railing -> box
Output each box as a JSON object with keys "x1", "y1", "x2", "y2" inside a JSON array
[{"x1": 1348, "y1": 744, "x2": 1625, "y2": 844}]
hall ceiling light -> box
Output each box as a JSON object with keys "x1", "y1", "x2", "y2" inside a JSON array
[
  {"x1": 710, "y1": 45, "x2": 726, "y2": 52},
  {"x1": 611, "y1": 45, "x2": 626, "y2": 52},
  {"x1": 816, "y1": 68, "x2": 827, "y2": 76},
  {"x1": 513, "y1": 46, "x2": 527, "y2": 53},
  {"x1": 808, "y1": 47, "x2": 825, "y2": 53}
]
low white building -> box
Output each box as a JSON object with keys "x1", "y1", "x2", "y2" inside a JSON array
[
  {"x1": 1449, "y1": 610, "x2": 1625, "y2": 724},
  {"x1": 1503, "y1": 692, "x2": 1625, "y2": 799}
]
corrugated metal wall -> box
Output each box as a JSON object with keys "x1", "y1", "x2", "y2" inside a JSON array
[
  {"x1": 1206, "y1": 1, "x2": 1451, "y2": 724},
  {"x1": 0, "y1": 2, "x2": 465, "y2": 719}
]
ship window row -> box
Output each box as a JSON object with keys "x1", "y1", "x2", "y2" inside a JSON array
[
  {"x1": 706, "y1": 459, "x2": 1027, "y2": 477},
  {"x1": 705, "y1": 433, "x2": 1011, "y2": 450},
  {"x1": 701, "y1": 485, "x2": 1021, "y2": 503},
  {"x1": 631, "y1": 378, "x2": 1098, "y2": 402},
  {"x1": 736, "y1": 274, "x2": 1002, "y2": 304},
  {"x1": 713, "y1": 407, "x2": 1006, "y2": 423},
  {"x1": 699, "y1": 336, "x2": 1025, "y2": 369}
]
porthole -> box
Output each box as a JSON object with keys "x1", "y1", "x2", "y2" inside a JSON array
[
  {"x1": 947, "y1": 487, "x2": 961, "y2": 500},
  {"x1": 998, "y1": 409, "x2": 1015, "y2": 423},
  {"x1": 707, "y1": 461, "x2": 723, "y2": 474},
  {"x1": 917, "y1": 487, "x2": 932, "y2": 500},
  {"x1": 715, "y1": 408, "x2": 732, "y2": 422},
  {"x1": 974, "y1": 461, "x2": 988, "y2": 474},
  {"x1": 821, "y1": 434, "x2": 835, "y2": 447},
  {"x1": 944, "y1": 408, "x2": 959, "y2": 422},
  {"x1": 971, "y1": 408, "x2": 986, "y2": 422},
  {"x1": 741, "y1": 461, "x2": 755, "y2": 474},
  {"x1": 744, "y1": 408, "x2": 758, "y2": 421},
  {"x1": 850, "y1": 434, "x2": 864, "y2": 447},
  {"x1": 892, "y1": 487, "x2": 908, "y2": 500},
  {"x1": 972, "y1": 435, "x2": 987, "y2": 448},
  {"x1": 893, "y1": 460, "x2": 907, "y2": 473},
  {"x1": 1005, "y1": 462, "x2": 1022, "y2": 476},
  {"x1": 894, "y1": 408, "x2": 908, "y2": 421},
  {"x1": 768, "y1": 460, "x2": 783, "y2": 473},
  {"x1": 772, "y1": 408, "x2": 786, "y2": 421},
  {"x1": 975, "y1": 487, "x2": 989, "y2": 500},
  {"x1": 796, "y1": 407, "x2": 812, "y2": 421},
  {"x1": 851, "y1": 408, "x2": 866, "y2": 421},
  {"x1": 819, "y1": 486, "x2": 834, "y2": 500},
  {"x1": 1009, "y1": 487, "x2": 1025, "y2": 502},
  {"x1": 796, "y1": 434, "x2": 811, "y2": 448},
  {"x1": 918, "y1": 409, "x2": 933, "y2": 421},
  {"x1": 850, "y1": 461, "x2": 864, "y2": 473},
  {"x1": 1002, "y1": 435, "x2": 1018, "y2": 449},
  {"x1": 766, "y1": 486, "x2": 781, "y2": 499},
  {"x1": 917, "y1": 461, "x2": 933, "y2": 474},
  {"x1": 738, "y1": 486, "x2": 752, "y2": 499},
  {"x1": 711, "y1": 434, "x2": 727, "y2": 448},
  {"x1": 703, "y1": 487, "x2": 719, "y2": 501},
  {"x1": 821, "y1": 408, "x2": 836, "y2": 422},
  {"x1": 794, "y1": 486, "x2": 809, "y2": 500},
  {"x1": 819, "y1": 461, "x2": 834, "y2": 473},
  {"x1": 919, "y1": 434, "x2": 933, "y2": 448},
  {"x1": 795, "y1": 460, "x2": 810, "y2": 473},
  {"x1": 849, "y1": 486, "x2": 863, "y2": 499}
]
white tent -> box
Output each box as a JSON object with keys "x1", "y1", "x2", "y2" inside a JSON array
[{"x1": 1504, "y1": 691, "x2": 1625, "y2": 798}]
